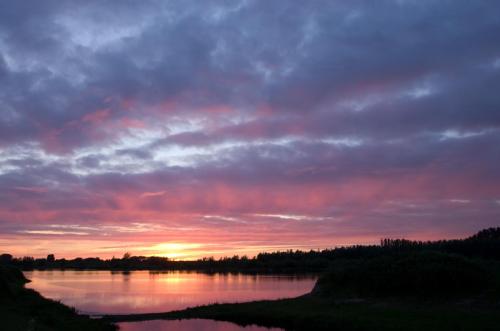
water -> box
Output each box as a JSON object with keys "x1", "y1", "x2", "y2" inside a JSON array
[
  {"x1": 24, "y1": 270, "x2": 316, "y2": 330},
  {"x1": 118, "y1": 319, "x2": 282, "y2": 331},
  {"x1": 24, "y1": 270, "x2": 315, "y2": 330}
]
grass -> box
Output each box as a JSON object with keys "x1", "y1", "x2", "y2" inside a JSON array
[
  {"x1": 0, "y1": 266, "x2": 116, "y2": 331},
  {"x1": 104, "y1": 252, "x2": 500, "y2": 331},
  {"x1": 103, "y1": 295, "x2": 500, "y2": 331},
  {"x1": 3, "y1": 250, "x2": 500, "y2": 330}
]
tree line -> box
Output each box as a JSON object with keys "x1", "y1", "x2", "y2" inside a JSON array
[{"x1": 1, "y1": 227, "x2": 499, "y2": 272}]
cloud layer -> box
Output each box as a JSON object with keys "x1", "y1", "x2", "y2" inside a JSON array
[{"x1": 1, "y1": 0, "x2": 500, "y2": 258}]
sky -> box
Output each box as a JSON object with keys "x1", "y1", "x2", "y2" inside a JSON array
[{"x1": 1, "y1": 0, "x2": 499, "y2": 260}]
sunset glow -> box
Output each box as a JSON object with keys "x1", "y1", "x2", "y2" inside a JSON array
[{"x1": 1, "y1": 1, "x2": 500, "y2": 260}]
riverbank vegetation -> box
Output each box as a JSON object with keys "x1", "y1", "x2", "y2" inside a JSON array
[
  {"x1": 0, "y1": 266, "x2": 116, "y2": 331},
  {"x1": 2, "y1": 227, "x2": 500, "y2": 272},
  {"x1": 104, "y1": 251, "x2": 500, "y2": 330},
  {"x1": 2, "y1": 228, "x2": 500, "y2": 330},
  {"x1": 104, "y1": 295, "x2": 500, "y2": 331},
  {"x1": 101, "y1": 229, "x2": 500, "y2": 330}
]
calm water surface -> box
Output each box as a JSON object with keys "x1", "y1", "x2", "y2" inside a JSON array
[
  {"x1": 25, "y1": 271, "x2": 315, "y2": 330},
  {"x1": 24, "y1": 270, "x2": 316, "y2": 314},
  {"x1": 118, "y1": 319, "x2": 282, "y2": 331}
]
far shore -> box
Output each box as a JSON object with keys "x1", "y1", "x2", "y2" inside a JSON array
[
  {"x1": 100, "y1": 293, "x2": 500, "y2": 331},
  {"x1": 3, "y1": 227, "x2": 500, "y2": 331}
]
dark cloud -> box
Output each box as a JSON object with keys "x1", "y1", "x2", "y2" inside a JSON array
[{"x1": 1, "y1": 0, "x2": 500, "y2": 256}]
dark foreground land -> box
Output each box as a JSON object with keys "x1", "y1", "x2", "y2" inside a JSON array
[
  {"x1": 2, "y1": 228, "x2": 500, "y2": 330},
  {"x1": 104, "y1": 252, "x2": 500, "y2": 331},
  {"x1": 103, "y1": 234, "x2": 500, "y2": 331},
  {"x1": 0, "y1": 266, "x2": 116, "y2": 331},
  {"x1": 104, "y1": 295, "x2": 500, "y2": 331}
]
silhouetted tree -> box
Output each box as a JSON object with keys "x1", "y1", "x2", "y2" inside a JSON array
[
  {"x1": 4, "y1": 227, "x2": 500, "y2": 272},
  {"x1": 0, "y1": 254, "x2": 13, "y2": 264}
]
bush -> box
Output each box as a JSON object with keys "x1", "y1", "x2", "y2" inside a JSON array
[
  {"x1": 314, "y1": 251, "x2": 495, "y2": 299},
  {"x1": 0, "y1": 266, "x2": 29, "y2": 298}
]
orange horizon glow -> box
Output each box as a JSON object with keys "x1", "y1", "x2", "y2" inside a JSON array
[
  {"x1": 1, "y1": 2, "x2": 500, "y2": 262},
  {"x1": 1, "y1": 227, "x2": 479, "y2": 261}
]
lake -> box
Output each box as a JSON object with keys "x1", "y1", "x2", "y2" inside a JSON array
[
  {"x1": 24, "y1": 270, "x2": 316, "y2": 330},
  {"x1": 118, "y1": 319, "x2": 283, "y2": 331}
]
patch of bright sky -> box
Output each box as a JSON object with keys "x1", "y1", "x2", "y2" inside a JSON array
[
  {"x1": 0, "y1": 162, "x2": 20, "y2": 176},
  {"x1": 159, "y1": 135, "x2": 361, "y2": 166},
  {"x1": 0, "y1": 110, "x2": 365, "y2": 177},
  {"x1": 152, "y1": 144, "x2": 207, "y2": 167},
  {"x1": 0, "y1": 143, "x2": 61, "y2": 174},
  {"x1": 449, "y1": 199, "x2": 470, "y2": 204},
  {"x1": 48, "y1": 224, "x2": 101, "y2": 231},
  {"x1": 204, "y1": 0, "x2": 248, "y2": 23},
  {"x1": 100, "y1": 222, "x2": 169, "y2": 234},
  {"x1": 203, "y1": 215, "x2": 239, "y2": 222},
  {"x1": 339, "y1": 92, "x2": 389, "y2": 112},
  {"x1": 319, "y1": 137, "x2": 364, "y2": 147},
  {"x1": 70, "y1": 126, "x2": 166, "y2": 175},
  {"x1": 301, "y1": 17, "x2": 319, "y2": 45},
  {"x1": 406, "y1": 85, "x2": 433, "y2": 99},
  {"x1": 28, "y1": 222, "x2": 200, "y2": 238},
  {"x1": 202, "y1": 215, "x2": 248, "y2": 224},
  {"x1": 344, "y1": 10, "x2": 363, "y2": 23},
  {"x1": 253, "y1": 61, "x2": 274, "y2": 83},
  {"x1": 493, "y1": 58, "x2": 500, "y2": 69},
  {"x1": 94, "y1": 241, "x2": 211, "y2": 260},
  {"x1": 251, "y1": 213, "x2": 332, "y2": 222},
  {"x1": 20, "y1": 230, "x2": 90, "y2": 236},
  {"x1": 144, "y1": 241, "x2": 328, "y2": 260},
  {"x1": 168, "y1": 117, "x2": 208, "y2": 134},
  {"x1": 439, "y1": 129, "x2": 489, "y2": 140},
  {"x1": 153, "y1": 137, "x2": 296, "y2": 167},
  {"x1": 0, "y1": 29, "x2": 86, "y2": 86},
  {"x1": 0, "y1": 39, "x2": 33, "y2": 72},
  {"x1": 0, "y1": 116, "x2": 223, "y2": 176},
  {"x1": 210, "y1": 39, "x2": 229, "y2": 68},
  {"x1": 404, "y1": 74, "x2": 442, "y2": 99},
  {"x1": 338, "y1": 76, "x2": 439, "y2": 112},
  {"x1": 0, "y1": 130, "x2": 366, "y2": 180},
  {"x1": 55, "y1": 11, "x2": 150, "y2": 51},
  {"x1": 0, "y1": 39, "x2": 15, "y2": 70}
]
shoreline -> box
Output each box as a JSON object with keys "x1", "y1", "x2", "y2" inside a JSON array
[
  {"x1": 100, "y1": 295, "x2": 500, "y2": 331},
  {"x1": 0, "y1": 266, "x2": 117, "y2": 331},
  {"x1": 5, "y1": 229, "x2": 500, "y2": 330},
  {"x1": 101, "y1": 251, "x2": 500, "y2": 331}
]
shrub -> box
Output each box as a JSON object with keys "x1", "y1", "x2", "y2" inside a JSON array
[{"x1": 314, "y1": 251, "x2": 494, "y2": 299}]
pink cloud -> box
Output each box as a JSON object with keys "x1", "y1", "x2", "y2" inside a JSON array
[{"x1": 82, "y1": 108, "x2": 111, "y2": 124}]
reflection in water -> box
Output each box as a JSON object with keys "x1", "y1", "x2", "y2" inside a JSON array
[
  {"x1": 118, "y1": 319, "x2": 282, "y2": 331},
  {"x1": 24, "y1": 270, "x2": 316, "y2": 315}
]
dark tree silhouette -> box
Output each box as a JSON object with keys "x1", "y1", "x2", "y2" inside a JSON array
[{"x1": 2, "y1": 227, "x2": 499, "y2": 273}]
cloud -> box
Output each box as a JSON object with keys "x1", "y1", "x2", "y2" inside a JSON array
[
  {"x1": 140, "y1": 191, "x2": 167, "y2": 198},
  {"x1": 0, "y1": 0, "x2": 499, "y2": 258}
]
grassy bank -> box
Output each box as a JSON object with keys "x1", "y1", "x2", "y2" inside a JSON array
[
  {"x1": 104, "y1": 252, "x2": 500, "y2": 331},
  {"x1": 0, "y1": 266, "x2": 116, "y2": 331},
  {"x1": 103, "y1": 295, "x2": 500, "y2": 331}
]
